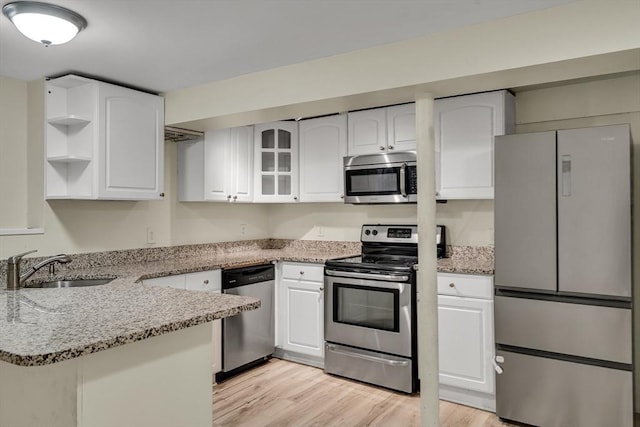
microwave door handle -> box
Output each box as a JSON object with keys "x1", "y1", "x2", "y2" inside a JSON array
[{"x1": 400, "y1": 163, "x2": 407, "y2": 198}]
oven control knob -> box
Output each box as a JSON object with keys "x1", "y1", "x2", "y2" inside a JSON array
[
  {"x1": 364, "y1": 230, "x2": 371, "y2": 235},
  {"x1": 372, "y1": 230, "x2": 378, "y2": 236}
]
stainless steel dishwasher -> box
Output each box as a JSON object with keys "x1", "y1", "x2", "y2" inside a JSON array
[{"x1": 215, "y1": 263, "x2": 275, "y2": 382}]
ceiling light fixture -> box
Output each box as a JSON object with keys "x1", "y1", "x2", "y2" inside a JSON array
[{"x1": 2, "y1": 1, "x2": 87, "y2": 47}]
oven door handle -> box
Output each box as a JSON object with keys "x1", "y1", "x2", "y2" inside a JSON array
[
  {"x1": 325, "y1": 269, "x2": 409, "y2": 282},
  {"x1": 326, "y1": 344, "x2": 410, "y2": 367}
]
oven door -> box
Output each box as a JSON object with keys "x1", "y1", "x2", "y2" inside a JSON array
[
  {"x1": 324, "y1": 270, "x2": 413, "y2": 357},
  {"x1": 344, "y1": 162, "x2": 414, "y2": 204}
]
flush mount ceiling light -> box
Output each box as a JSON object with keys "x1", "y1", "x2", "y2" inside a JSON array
[{"x1": 2, "y1": 1, "x2": 87, "y2": 46}]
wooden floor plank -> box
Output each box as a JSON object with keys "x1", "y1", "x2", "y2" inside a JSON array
[{"x1": 213, "y1": 358, "x2": 515, "y2": 427}]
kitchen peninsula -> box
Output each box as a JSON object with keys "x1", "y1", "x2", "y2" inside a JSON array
[{"x1": 0, "y1": 239, "x2": 360, "y2": 427}]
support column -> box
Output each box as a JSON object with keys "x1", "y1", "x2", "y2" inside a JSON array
[{"x1": 415, "y1": 92, "x2": 439, "y2": 427}]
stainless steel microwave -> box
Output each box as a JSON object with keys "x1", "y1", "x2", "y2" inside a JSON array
[{"x1": 343, "y1": 151, "x2": 417, "y2": 204}]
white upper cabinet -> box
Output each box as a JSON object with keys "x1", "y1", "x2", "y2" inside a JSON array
[
  {"x1": 203, "y1": 127, "x2": 253, "y2": 202},
  {"x1": 45, "y1": 74, "x2": 164, "y2": 200},
  {"x1": 348, "y1": 103, "x2": 416, "y2": 155},
  {"x1": 253, "y1": 121, "x2": 299, "y2": 203},
  {"x1": 178, "y1": 126, "x2": 253, "y2": 202},
  {"x1": 347, "y1": 108, "x2": 387, "y2": 155},
  {"x1": 386, "y1": 103, "x2": 417, "y2": 152},
  {"x1": 434, "y1": 90, "x2": 515, "y2": 200},
  {"x1": 299, "y1": 114, "x2": 347, "y2": 202}
]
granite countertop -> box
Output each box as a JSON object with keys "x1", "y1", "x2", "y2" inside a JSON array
[
  {"x1": 0, "y1": 239, "x2": 492, "y2": 367},
  {"x1": 0, "y1": 240, "x2": 360, "y2": 367}
]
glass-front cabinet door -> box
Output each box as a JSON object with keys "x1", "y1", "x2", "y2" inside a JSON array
[{"x1": 254, "y1": 121, "x2": 299, "y2": 202}]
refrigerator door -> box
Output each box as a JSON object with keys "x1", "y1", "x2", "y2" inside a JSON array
[
  {"x1": 557, "y1": 124, "x2": 631, "y2": 298},
  {"x1": 495, "y1": 132, "x2": 557, "y2": 292},
  {"x1": 496, "y1": 350, "x2": 633, "y2": 427}
]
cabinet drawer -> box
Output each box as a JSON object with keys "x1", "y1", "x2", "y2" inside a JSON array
[
  {"x1": 186, "y1": 270, "x2": 221, "y2": 292},
  {"x1": 437, "y1": 273, "x2": 493, "y2": 299},
  {"x1": 281, "y1": 262, "x2": 324, "y2": 282}
]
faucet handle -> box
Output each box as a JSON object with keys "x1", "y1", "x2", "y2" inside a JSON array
[{"x1": 8, "y1": 250, "x2": 37, "y2": 263}]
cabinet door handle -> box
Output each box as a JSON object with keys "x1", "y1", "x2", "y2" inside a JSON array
[
  {"x1": 299, "y1": 271, "x2": 305, "y2": 275},
  {"x1": 449, "y1": 283, "x2": 455, "y2": 288},
  {"x1": 226, "y1": 195, "x2": 232, "y2": 200},
  {"x1": 203, "y1": 280, "x2": 209, "y2": 285},
  {"x1": 379, "y1": 146, "x2": 385, "y2": 151},
  {"x1": 233, "y1": 195, "x2": 237, "y2": 200},
  {"x1": 293, "y1": 196, "x2": 298, "y2": 200},
  {"x1": 388, "y1": 145, "x2": 394, "y2": 150},
  {"x1": 319, "y1": 287, "x2": 324, "y2": 291}
]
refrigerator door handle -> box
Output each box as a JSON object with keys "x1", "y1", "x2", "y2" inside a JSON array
[{"x1": 561, "y1": 155, "x2": 572, "y2": 197}]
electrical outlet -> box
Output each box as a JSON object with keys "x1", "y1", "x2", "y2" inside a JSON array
[
  {"x1": 317, "y1": 225, "x2": 325, "y2": 237},
  {"x1": 146, "y1": 227, "x2": 155, "y2": 244}
]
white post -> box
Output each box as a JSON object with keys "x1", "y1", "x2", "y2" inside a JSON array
[{"x1": 415, "y1": 92, "x2": 439, "y2": 427}]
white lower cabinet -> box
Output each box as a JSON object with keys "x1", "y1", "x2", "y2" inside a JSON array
[
  {"x1": 276, "y1": 262, "x2": 325, "y2": 367},
  {"x1": 437, "y1": 273, "x2": 495, "y2": 411},
  {"x1": 143, "y1": 270, "x2": 222, "y2": 374}
]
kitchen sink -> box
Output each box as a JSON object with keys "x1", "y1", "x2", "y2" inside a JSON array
[{"x1": 28, "y1": 278, "x2": 115, "y2": 288}]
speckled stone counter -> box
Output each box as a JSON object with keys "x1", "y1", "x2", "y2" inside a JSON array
[
  {"x1": 0, "y1": 239, "x2": 492, "y2": 367},
  {"x1": 0, "y1": 239, "x2": 360, "y2": 367},
  {"x1": 437, "y1": 245, "x2": 494, "y2": 275}
]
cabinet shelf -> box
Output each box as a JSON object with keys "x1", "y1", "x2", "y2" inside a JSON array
[
  {"x1": 47, "y1": 115, "x2": 91, "y2": 126},
  {"x1": 47, "y1": 155, "x2": 92, "y2": 163}
]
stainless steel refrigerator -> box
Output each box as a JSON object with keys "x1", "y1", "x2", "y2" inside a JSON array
[{"x1": 494, "y1": 124, "x2": 633, "y2": 427}]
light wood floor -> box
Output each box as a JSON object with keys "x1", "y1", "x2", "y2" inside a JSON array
[{"x1": 213, "y1": 358, "x2": 516, "y2": 427}]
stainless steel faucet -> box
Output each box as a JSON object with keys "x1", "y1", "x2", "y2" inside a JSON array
[{"x1": 6, "y1": 250, "x2": 72, "y2": 290}]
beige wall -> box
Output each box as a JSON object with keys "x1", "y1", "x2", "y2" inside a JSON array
[
  {"x1": 0, "y1": 77, "x2": 28, "y2": 229},
  {"x1": 267, "y1": 201, "x2": 493, "y2": 247},
  {"x1": 165, "y1": 1, "x2": 640, "y2": 130}
]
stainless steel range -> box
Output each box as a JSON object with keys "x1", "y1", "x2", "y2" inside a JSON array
[{"x1": 324, "y1": 224, "x2": 445, "y2": 393}]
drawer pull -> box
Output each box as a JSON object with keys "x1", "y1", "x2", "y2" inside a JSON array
[
  {"x1": 449, "y1": 283, "x2": 455, "y2": 288},
  {"x1": 203, "y1": 280, "x2": 209, "y2": 285},
  {"x1": 300, "y1": 271, "x2": 305, "y2": 275}
]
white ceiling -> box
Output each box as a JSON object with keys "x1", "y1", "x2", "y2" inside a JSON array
[{"x1": 0, "y1": 0, "x2": 574, "y2": 94}]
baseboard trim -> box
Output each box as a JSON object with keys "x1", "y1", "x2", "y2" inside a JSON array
[
  {"x1": 439, "y1": 384, "x2": 496, "y2": 412},
  {"x1": 273, "y1": 347, "x2": 324, "y2": 369}
]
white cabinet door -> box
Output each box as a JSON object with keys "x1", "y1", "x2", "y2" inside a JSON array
[
  {"x1": 279, "y1": 262, "x2": 324, "y2": 358},
  {"x1": 299, "y1": 114, "x2": 347, "y2": 202},
  {"x1": 280, "y1": 278, "x2": 324, "y2": 357},
  {"x1": 98, "y1": 83, "x2": 164, "y2": 200},
  {"x1": 435, "y1": 90, "x2": 515, "y2": 199},
  {"x1": 438, "y1": 295, "x2": 494, "y2": 394},
  {"x1": 203, "y1": 129, "x2": 231, "y2": 201},
  {"x1": 254, "y1": 121, "x2": 299, "y2": 202},
  {"x1": 386, "y1": 103, "x2": 416, "y2": 152},
  {"x1": 180, "y1": 126, "x2": 253, "y2": 202},
  {"x1": 228, "y1": 126, "x2": 254, "y2": 202},
  {"x1": 347, "y1": 108, "x2": 387, "y2": 155}
]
